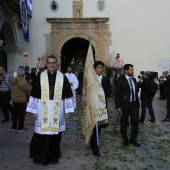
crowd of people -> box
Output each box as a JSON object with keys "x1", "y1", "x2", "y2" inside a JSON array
[{"x1": 0, "y1": 54, "x2": 170, "y2": 165}]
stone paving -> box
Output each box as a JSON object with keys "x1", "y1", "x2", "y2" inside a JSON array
[{"x1": 0, "y1": 96, "x2": 170, "y2": 170}]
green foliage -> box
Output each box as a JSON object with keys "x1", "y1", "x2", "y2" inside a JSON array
[
  {"x1": 104, "y1": 66, "x2": 117, "y2": 98},
  {"x1": 0, "y1": 0, "x2": 20, "y2": 17},
  {"x1": 105, "y1": 66, "x2": 114, "y2": 78}
]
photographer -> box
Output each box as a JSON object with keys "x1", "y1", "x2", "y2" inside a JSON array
[
  {"x1": 162, "y1": 75, "x2": 170, "y2": 122},
  {"x1": 0, "y1": 65, "x2": 14, "y2": 122},
  {"x1": 137, "y1": 72, "x2": 155, "y2": 123}
]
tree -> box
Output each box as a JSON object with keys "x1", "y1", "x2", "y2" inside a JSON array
[{"x1": 0, "y1": 0, "x2": 20, "y2": 17}]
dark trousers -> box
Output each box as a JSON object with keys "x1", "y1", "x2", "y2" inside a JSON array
[
  {"x1": 160, "y1": 88, "x2": 166, "y2": 100},
  {"x1": 167, "y1": 97, "x2": 170, "y2": 119},
  {"x1": 121, "y1": 102, "x2": 139, "y2": 142},
  {"x1": 78, "y1": 83, "x2": 83, "y2": 95},
  {"x1": 0, "y1": 91, "x2": 12, "y2": 119},
  {"x1": 90, "y1": 125, "x2": 102, "y2": 153},
  {"x1": 140, "y1": 100, "x2": 155, "y2": 122},
  {"x1": 12, "y1": 103, "x2": 26, "y2": 130}
]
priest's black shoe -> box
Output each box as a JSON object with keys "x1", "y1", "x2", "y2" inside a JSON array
[
  {"x1": 57, "y1": 152, "x2": 61, "y2": 159},
  {"x1": 129, "y1": 140, "x2": 141, "y2": 147},
  {"x1": 33, "y1": 157, "x2": 40, "y2": 164},
  {"x1": 123, "y1": 141, "x2": 129, "y2": 147},
  {"x1": 50, "y1": 159, "x2": 58, "y2": 164}
]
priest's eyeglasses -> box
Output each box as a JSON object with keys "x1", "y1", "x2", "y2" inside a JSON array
[{"x1": 46, "y1": 62, "x2": 57, "y2": 66}]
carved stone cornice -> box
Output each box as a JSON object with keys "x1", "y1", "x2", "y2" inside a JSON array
[
  {"x1": 47, "y1": 18, "x2": 109, "y2": 23},
  {"x1": 3, "y1": 46, "x2": 23, "y2": 54}
]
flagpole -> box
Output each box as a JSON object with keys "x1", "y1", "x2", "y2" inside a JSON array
[
  {"x1": 96, "y1": 123, "x2": 99, "y2": 146},
  {"x1": 88, "y1": 36, "x2": 92, "y2": 44}
]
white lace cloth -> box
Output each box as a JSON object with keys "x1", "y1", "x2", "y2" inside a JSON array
[{"x1": 26, "y1": 96, "x2": 74, "y2": 134}]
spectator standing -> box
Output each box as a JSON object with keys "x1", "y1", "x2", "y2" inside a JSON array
[
  {"x1": 65, "y1": 66, "x2": 79, "y2": 109},
  {"x1": 0, "y1": 65, "x2": 13, "y2": 122},
  {"x1": 137, "y1": 72, "x2": 156, "y2": 123},
  {"x1": 162, "y1": 75, "x2": 170, "y2": 122},
  {"x1": 11, "y1": 68, "x2": 32, "y2": 132},
  {"x1": 115, "y1": 64, "x2": 141, "y2": 147}
]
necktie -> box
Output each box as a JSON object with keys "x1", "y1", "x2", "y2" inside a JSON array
[
  {"x1": 97, "y1": 75, "x2": 102, "y2": 84},
  {"x1": 129, "y1": 78, "x2": 135, "y2": 101}
]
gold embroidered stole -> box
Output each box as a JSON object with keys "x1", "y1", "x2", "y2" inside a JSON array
[{"x1": 40, "y1": 70, "x2": 63, "y2": 132}]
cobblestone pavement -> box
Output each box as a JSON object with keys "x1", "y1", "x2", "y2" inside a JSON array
[{"x1": 0, "y1": 96, "x2": 170, "y2": 170}]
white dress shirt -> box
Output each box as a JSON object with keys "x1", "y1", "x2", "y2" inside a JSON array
[
  {"x1": 97, "y1": 75, "x2": 103, "y2": 84},
  {"x1": 125, "y1": 75, "x2": 136, "y2": 102}
]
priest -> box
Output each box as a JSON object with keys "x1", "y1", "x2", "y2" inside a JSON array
[
  {"x1": 26, "y1": 55, "x2": 74, "y2": 165},
  {"x1": 65, "y1": 66, "x2": 79, "y2": 109}
]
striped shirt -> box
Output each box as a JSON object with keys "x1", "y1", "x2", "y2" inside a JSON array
[{"x1": 0, "y1": 72, "x2": 13, "y2": 92}]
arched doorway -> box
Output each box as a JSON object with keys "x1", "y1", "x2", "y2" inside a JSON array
[
  {"x1": 61, "y1": 37, "x2": 95, "y2": 73},
  {"x1": 0, "y1": 30, "x2": 7, "y2": 69},
  {"x1": 0, "y1": 22, "x2": 18, "y2": 70}
]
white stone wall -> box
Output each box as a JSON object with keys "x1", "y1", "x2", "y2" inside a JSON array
[
  {"x1": 1, "y1": 0, "x2": 170, "y2": 76},
  {"x1": 107, "y1": 0, "x2": 170, "y2": 77}
]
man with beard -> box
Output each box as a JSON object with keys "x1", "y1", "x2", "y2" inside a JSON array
[
  {"x1": 115, "y1": 64, "x2": 140, "y2": 147},
  {"x1": 65, "y1": 66, "x2": 79, "y2": 109},
  {"x1": 26, "y1": 55, "x2": 74, "y2": 165}
]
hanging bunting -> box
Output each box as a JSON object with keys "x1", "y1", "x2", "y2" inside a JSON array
[{"x1": 20, "y1": 0, "x2": 30, "y2": 42}]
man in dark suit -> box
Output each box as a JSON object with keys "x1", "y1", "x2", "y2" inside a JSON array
[
  {"x1": 90, "y1": 61, "x2": 111, "y2": 156},
  {"x1": 162, "y1": 75, "x2": 170, "y2": 122},
  {"x1": 137, "y1": 72, "x2": 155, "y2": 123},
  {"x1": 115, "y1": 64, "x2": 140, "y2": 147}
]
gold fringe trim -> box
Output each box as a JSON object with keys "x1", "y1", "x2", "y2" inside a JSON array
[
  {"x1": 41, "y1": 128, "x2": 49, "y2": 131},
  {"x1": 51, "y1": 128, "x2": 59, "y2": 132}
]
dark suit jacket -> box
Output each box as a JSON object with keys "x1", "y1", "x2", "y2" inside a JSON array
[
  {"x1": 101, "y1": 76, "x2": 111, "y2": 107},
  {"x1": 164, "y1": 75, "x2": 170, "y2": 100},
  {"x1": 137, "y1": 78, "x2": 153, "y2": 100},
  {"x1": 115, "y1": 74, "x2": 140, "y2": 109},
  {"x1": 100, "y1": 76, "x2": 111, "y2": 127}
]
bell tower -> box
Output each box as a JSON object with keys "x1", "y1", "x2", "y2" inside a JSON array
[{"x1": 73, "y1": 0, "x2": 83, "y2": 18}]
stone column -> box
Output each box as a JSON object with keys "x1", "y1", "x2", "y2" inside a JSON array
[{"x1": 3, "y1": 46, "x2": 23, "y2": 70}]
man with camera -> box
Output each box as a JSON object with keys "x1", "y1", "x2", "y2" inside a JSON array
[
  {"x1": 137, "y1": 72, "x2": 156, "y2": 123},
  {"x1": 162, "y1": 74, "x2": 170, "y2": 122},
  {"x1": 0, "y1": 65, "x2": 14, "y2": 122}
]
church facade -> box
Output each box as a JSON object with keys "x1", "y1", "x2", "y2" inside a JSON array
[{"x1": 0, "y1": 0, "x2": 170, "y2": 76}]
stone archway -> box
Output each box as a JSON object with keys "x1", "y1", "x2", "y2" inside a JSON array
[
  {"x1": 45, "y1": 18, "x2": 112, "y2": 71},
  {"x1": 0, "y1": 21, "x2": 22, "y2": 70},
  {"x1": 60, "y1": 37, "x2": 95, "y2": 73}
]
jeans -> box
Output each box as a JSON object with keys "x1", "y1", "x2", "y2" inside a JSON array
[{"x1": 140, "y1": 100, "x2": 155, "y2": 122}]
